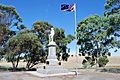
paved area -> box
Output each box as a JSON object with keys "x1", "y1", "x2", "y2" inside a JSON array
[
  {"x1": 26, "y1": 71, "x2": 77, "y2": 77},
  {"x1": 0, "y1": 71, "x2": 120, "y2": 80}
]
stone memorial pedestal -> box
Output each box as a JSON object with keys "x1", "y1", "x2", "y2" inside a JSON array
[
  {"x1": 36, "y1": 28, "x2": 76, "y2": 76},
  {"x1": 37, "y1": 41, "x2": 68, "y2": 74}
]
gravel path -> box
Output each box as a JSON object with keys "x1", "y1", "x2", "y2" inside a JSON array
[{"x1": 0, "y1": 71, "x2": 120, "y2": 80}]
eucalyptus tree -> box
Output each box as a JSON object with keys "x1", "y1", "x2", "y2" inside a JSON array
[
  {"x1": 32, "y1": 21, "x2": 52, "y2": 62},
  {"x1": 32, "y1": 21, "x2": 74, "y2": 61},
  {"x1": 77, "y1": 15, "x2": 110, "y2": 67},
  {"x1": 5, "y1": 29, "x2": 42, "y2": 70},
  {"x1": 104, "y1": 0, "x2": 120, "y2": 49},
  {"x1": 54, "y1": 28, "x2": 74, "y2": 61},
  {"x1": 0, "y1": 4, "x2": 25, "y2": 46}
]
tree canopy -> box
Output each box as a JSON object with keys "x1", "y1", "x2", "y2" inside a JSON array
[
  {"x1": 76, "y1": 0, "x2": 120, "y2": 68},
  {"x1": 104, "y1": 0, "x2": 120, "y2": 49},
  {"x1": 5, "y1": 29, "x2": 42, "y2": 69},
  {"x1": 54, "y1": 27, "x2": 74, "y2": 61},
  {"x1": 0, "y1": 4, "x2": 25, "y2": 47},
  {"x1": 32, "y1": 21, "x2": 74, "y2": 61}
]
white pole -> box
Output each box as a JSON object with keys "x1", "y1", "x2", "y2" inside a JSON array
[{"x1": 74, "y1": 1, "x2": 78, "y2": 75}]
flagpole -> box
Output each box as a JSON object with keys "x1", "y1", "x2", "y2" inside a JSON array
[
  {"x1": 74, "y1": 0, "x2": 78, "y2": 75},
  {"x1": 61, "y1": 1, "x2": 78, "y2": 75}
]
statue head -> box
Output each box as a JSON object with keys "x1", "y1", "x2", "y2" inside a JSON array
[{"x1": 51, "y1": 28, "x2": 54, "y2": 31}]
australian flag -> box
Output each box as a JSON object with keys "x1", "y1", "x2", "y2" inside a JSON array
[{"x1": 61, "y1": 4, "x2": 75, "y2": 12}]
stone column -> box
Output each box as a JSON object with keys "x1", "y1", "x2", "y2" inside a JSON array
[{"x1": 46, "y1": 41, "x2": 58, "y2": 66}]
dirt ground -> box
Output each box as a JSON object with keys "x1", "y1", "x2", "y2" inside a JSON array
[
  {"x1": 0, "y1": 71, "x2": 120, "y2": 80},
  {"x1": 0, "y1": 56, "x2": 120, "y2": 80}
]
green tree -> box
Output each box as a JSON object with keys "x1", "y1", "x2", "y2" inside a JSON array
[
  {"x1": 32, "y1": 21, "x2": 53, "y2": 62},
  {"x1": 0, "y1": 4, "x2": 24, "y2": 47},
  {"x1": 77, "y1": 15, "x2": 110, "y2": 68},
  {"x1": 104, "y1": 0, "x2": 120, "y2": 49},
  {"x1": 77, "y1": 0, "x2": 120, "y2": 68},
  {"x1": 54, "y1": 28, "x2": 74, "y2": 61},
  {"x1": 32, "y1": 21, "x2": 74, "y2": 61},
  {"x1": 5, "y1": 29, "x2": 41, "y2": 70}
]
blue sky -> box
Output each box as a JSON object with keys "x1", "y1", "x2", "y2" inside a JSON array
[{"x1": 0, "y1": 0, "x2": 120, "y2": 56}]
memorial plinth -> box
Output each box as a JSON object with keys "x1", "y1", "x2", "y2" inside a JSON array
[
  {"x1": 46, "y1": 41, "x2": 58, "y2": 66},
  {"x1": 37, "y1": 28, "x2": 69, "y2": 74}
]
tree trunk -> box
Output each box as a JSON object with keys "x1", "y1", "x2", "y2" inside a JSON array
[
  {"x1": 0, "y1": 26, "x2": 3, "y2": 44},
  {"x1": 95, "y1": 41, "x2": 99, "y2": 71},
  {"x1": 11, "y1": 55, "x2": 20, "y2": 71},
  {"x1": 12, "y1": 61, "x2": 16, "y2": 71},
  {"x1": 15, "y1": 54, "x2": 20, "y2": 68},
  {"x1": 26, "y1": 60, "x2": 31, "y2": 70}
]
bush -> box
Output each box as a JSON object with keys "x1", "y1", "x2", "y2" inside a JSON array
[
  {"x1": 98, "y1": 56, "x2": 109, "y2": 67},
  {"x1": 82, "y1": 56, "x2": 95, "y2": 68},
  {"x1": 83, "y1": 62, "x2": 91, "y2": 69}
]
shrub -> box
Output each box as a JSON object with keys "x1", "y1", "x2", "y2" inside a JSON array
[
  {"x1": 98, "y1": 56, "x2": 109, "y2": 67},
  {"x1": 83, "y1": 62, "x2": 91, "y2": 69},
  {"x1": 82, "y1": 56, "x2": 95, "y2": 68}
]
